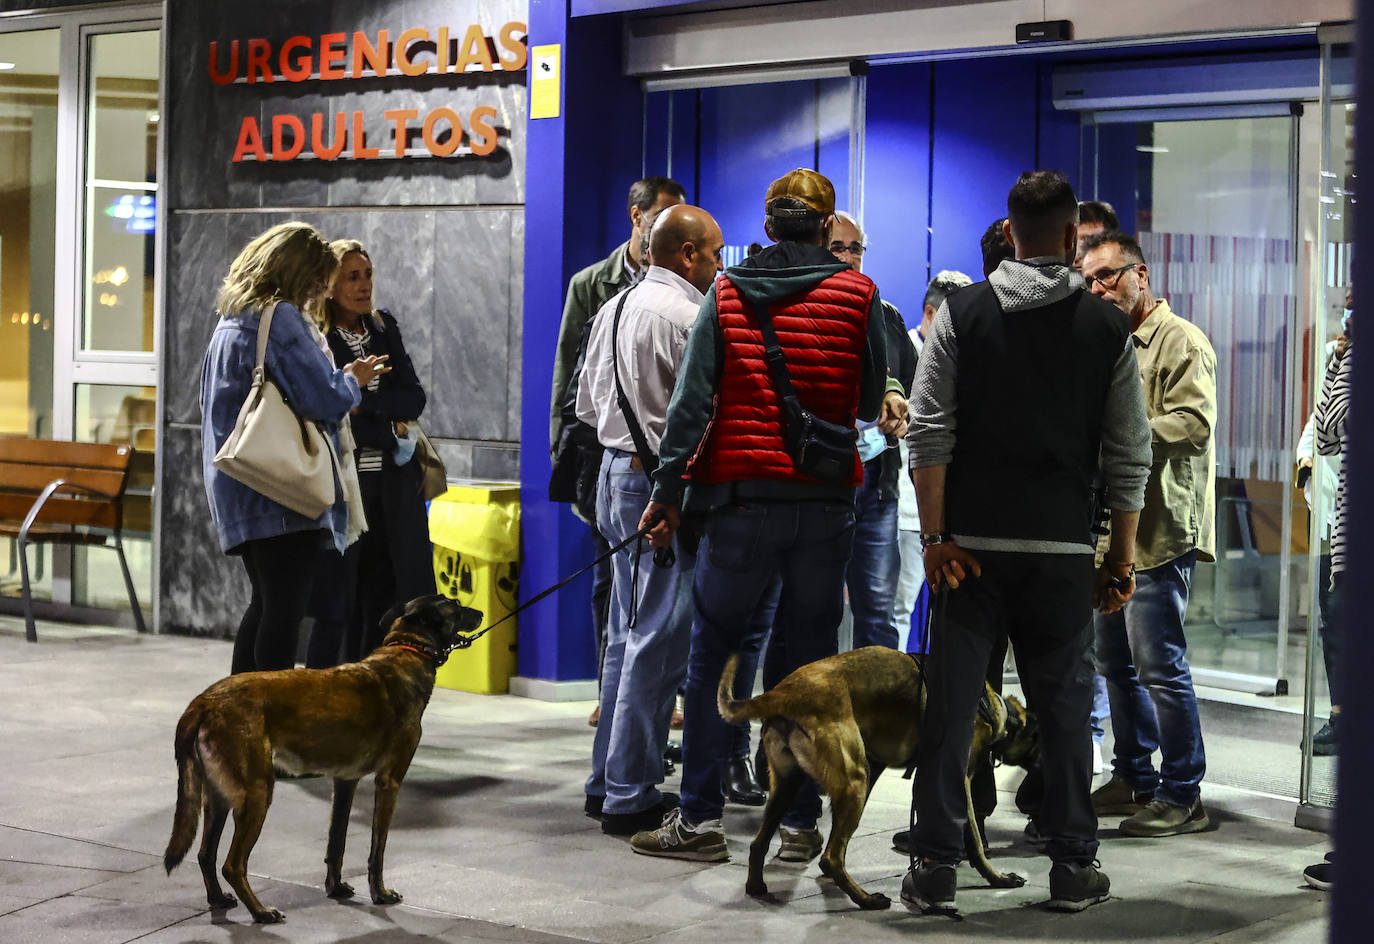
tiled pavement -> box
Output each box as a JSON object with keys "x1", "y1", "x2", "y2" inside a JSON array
[{"x1": 0, "y1": 615, "x2": 1330, "y2": 943}]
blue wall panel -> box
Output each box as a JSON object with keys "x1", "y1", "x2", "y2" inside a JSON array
[
  {"x1": 929, "y1": 57, "x2": 1040, "y2": 282},
  {"x1": 519, "y1": 1, "x2": 642, "y2": 682},
  {"x1": 863, "y1": 63, "x2": 933, "y2": 326}
]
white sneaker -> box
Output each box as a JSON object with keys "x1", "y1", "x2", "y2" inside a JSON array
[{"x1": 1092, "y1": 741, "x2": 1105, "y2": 775}]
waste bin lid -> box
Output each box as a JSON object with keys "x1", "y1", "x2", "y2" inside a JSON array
[{"x1": 432, "y1": 481, "x2": 520, "y2": 505}]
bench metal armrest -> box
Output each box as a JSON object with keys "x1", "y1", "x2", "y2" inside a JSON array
[{"x1": 19, "y1": 479, "x2": 121, "y2": 544}]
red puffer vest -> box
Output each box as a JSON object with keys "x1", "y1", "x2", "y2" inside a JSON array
[{"x1": 687, "y1": 269, "x2": 875, "y2": 486}]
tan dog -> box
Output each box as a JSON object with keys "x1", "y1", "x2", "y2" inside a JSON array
[
  {"x1": 163, "y1": 594, "x2": 483, "y2": 923},
  {"x1": 718, "y1": 645, "x2": 1038, "y2": 910}
]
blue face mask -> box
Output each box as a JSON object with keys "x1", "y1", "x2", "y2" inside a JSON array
[{"x1": 1343, "y1": 308, "x2": 1353, "y2": 333}]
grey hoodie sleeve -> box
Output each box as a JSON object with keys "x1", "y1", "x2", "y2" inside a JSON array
[
  {"x1": 906, "y1": 300, "x2": 958, "y2": 469},
  {"x1": 1101, "y1": 339, "x2": 1152, "y2": 511}
]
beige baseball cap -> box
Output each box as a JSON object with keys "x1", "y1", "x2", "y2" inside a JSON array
[{"x1": 764, "y1": 168, "x2": 835, "y2": 218}]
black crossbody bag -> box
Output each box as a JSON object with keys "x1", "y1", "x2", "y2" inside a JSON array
[{"x1": 750, "y1": 300, "x2": 858, "y2": 485}]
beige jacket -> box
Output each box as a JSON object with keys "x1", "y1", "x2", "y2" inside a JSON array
[{"x1": 1132, "y1": 299, "x2": 1217, "y2": 571}]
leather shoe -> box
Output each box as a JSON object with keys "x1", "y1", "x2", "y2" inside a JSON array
[
  {"x1": 723, "y1": 756, "x2": 765, "y2": 806},
  {"x1": 601, "y1": 793, "x2": 680, "y2": 836},
  {"x1": 664, "y1": 741, "x2": 683, "y2": 763}
]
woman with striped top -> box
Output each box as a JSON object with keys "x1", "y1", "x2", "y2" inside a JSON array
[{"x1": 306, "y1": 239, "x2": 437, "y2": 666}]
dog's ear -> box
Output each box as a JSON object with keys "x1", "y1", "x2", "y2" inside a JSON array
[{"x1": 378, "y1": 602, "x2": 409, "y2": 636}]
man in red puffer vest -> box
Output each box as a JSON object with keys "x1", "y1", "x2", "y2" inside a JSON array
[{"x1": 628, "y1": 168, "x2": 910, "y2": 862}]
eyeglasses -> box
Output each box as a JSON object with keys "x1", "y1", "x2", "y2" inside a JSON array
[
  {"x1": 1084, "y1": 263, "x2": 1139, "y2": 291},
  {"x1": 829, "y1": 241, "x2": 866, "y2": 257}
]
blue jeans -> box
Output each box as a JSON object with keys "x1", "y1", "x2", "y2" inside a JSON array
[
  {"x1": 586, "y1": 451, "x2": 694, "y2": 814},
  {"x1": 1090, "y1": 674, "x2": 1110, "y2": 743},
  {"x1": 845, "y1": 460, "x2": 901, "y2": 650},
  {"x1": 1093, "y1": 550, "x2": 1206, "y2": 808},
  {"x1": 681, "y1": 500, "x2": 855, "y2": 828}
]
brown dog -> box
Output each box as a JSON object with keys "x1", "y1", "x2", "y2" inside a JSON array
[
  {"x1": 163, "y1": 594, "x2": 483, "y2": 923},
  {"x1": 717, "y1": 645, "x2": 1038, "y2": 910}
]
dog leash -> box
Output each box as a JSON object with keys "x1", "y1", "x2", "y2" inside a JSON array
[{"x1": 448, "y1": 512, "x2": 669, "y2": 651}]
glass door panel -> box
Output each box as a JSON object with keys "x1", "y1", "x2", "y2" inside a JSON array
[
  {"x1": 71, "y1": 382, "x2": 154, "y2": 610},
  {"x1": 1090, "y1": 113, "x2": 1301, "y2": 699},
  {"x1": 0, "y1": 28, "x2": 61, "y2": 608},
  {"x1": 1300, "y1": 39, "x2": 1355, "y2": 813},
  {"x1": 82, "y1": 29, "x2": 158, "y2": 354}
]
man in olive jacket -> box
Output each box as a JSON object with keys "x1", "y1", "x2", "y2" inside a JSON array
[{"x1": 1079, "y1": 230, "x2": 1217, "y2": 840}]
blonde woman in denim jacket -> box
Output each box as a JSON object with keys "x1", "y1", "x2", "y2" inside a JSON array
[{"x1": 200, "y1": 222, "x2": 387, "y2": 674}]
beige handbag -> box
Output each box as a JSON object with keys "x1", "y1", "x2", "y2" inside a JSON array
[
  {"x1": 412, "y1": 421, "x2": 449, "y2": 501},
  {"x1": 213, "y1": 302, "x2": 340, "y2": 518}
]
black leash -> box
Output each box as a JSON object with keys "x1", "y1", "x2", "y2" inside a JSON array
[{"x1": 448, "y1": 512, "x2": 667, "y2": 651}]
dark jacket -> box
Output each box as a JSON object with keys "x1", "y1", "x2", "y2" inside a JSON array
[
  {"x1": 870, "y1": 299, "x2": 917, "y2": 500},
  {"x1": 326, "y1": 309, "x2": 435, "y2": 599},
  {"x1": 652, "y1": 241, "x2": 894, "y2": 511}
]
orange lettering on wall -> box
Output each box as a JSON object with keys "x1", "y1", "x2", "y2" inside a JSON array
[
  {"x1": 279, "y1": 36, "x2": 313, "y2": 82},
  {"x1": 467, "y1": 105, "x2": 498, "y2": 156},
  {"x1": 311, "y1": 112, "x2": 347, "y2": 160},
  {"x1": 384, "y1": 108, "x2": 420, "y2": 157},
  {"x1": 271, "y1": 114, "x2": 305, "y2": 160},
  {"x1": 352, "y1": 30, "x2": 390, "y2": 78},
  {"x1": 319, "y1": 33, "x2": 347, "y2": 80},
  {"x1": 352, "y1": 111, "x2": 380, "y2": 158},
  {"x1": 422, "y1": 107, "x2": 462, "y2": 157},
  {"x1": 246, "y1": 38, "x2": 275, "y2": 83},
  {"x1": 395, "y1": 28, "x2": 430, "y2": 77},
  {"x1": 455, "y1": 24, "x2": 494, "y2": 72},
  {"x1": 497, "y1": 22, "x2": 528, "y2": 71},
  {"x1": 437, "y1": 26, "x2": 450, "y2": 73},
  {"x1": 231, "y1": 116, "x2": 267, "y2": 162},
  {"x1": 209, "y1": 40, "x2": 240, "y2": 85}
]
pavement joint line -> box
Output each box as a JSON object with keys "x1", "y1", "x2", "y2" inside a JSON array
[{"x1": 1, "y1": 821, "x2": 158, "y2": 858}]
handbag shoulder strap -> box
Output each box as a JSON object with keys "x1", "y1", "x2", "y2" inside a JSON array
[
  {"x1": 610, "y1": 287, "x2": 658, "y2": 482},
  {"x1": 252, "y1": 301, "x2": 280, "y2": 384},
  {"x1": 750, "y1": 299, "x2": 803, "y2": 415}
]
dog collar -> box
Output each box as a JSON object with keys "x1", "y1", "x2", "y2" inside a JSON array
[{"x1": 385, "y1": 642, "x2": 444, "y2": 663}]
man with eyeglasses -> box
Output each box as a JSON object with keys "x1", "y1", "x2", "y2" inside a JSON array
[
  {"x1": 1074, "y1": 200, "x2": 1119, "y2": 270},
  {"x1": 1078, "y1": 231, "x2": 1216, "y2": 840},
  {"x1": 827, "y1": 211, "x2": 917, "y2": 654}
]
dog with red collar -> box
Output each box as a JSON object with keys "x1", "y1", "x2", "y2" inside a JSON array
[{"x1": 163, "y1": 594, "x2": 482, "y2": 923}]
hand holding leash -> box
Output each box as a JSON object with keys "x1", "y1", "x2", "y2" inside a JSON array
[
  {"x1": 924, "y1": 541, "x2": 981, "y2": 591},
  {"x1": 879, "y1": 390, "x2": 910, "y2": 439},
  {"x1": 1094, "y1": 559, "x2": 1135, "y2": 613},
  {"x1": 639, "y1": 501, "x2": 679, "y2": 549}
]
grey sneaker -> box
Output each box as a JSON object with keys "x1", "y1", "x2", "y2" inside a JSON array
[
  {"x1": 901, "y1": 860, "x2": 957, "y2": 912},
  {"x1": 1119, "y1": 798, "x2": 1208, "y2": 837},
  {"x1": 777, "y1": 826, "x2": 823, "y2": 862},
  {"x1": 629, "y1": 808, "x2": 728, "y2": 861},
  {"x1": 1046, "y1": 861, "x2": 1111, "y2": 912},
  {"x1": 1091, "y1": 775, "x2": 1154, "y2": 816}
]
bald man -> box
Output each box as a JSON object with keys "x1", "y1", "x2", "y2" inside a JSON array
[{"x1": 576, "y1": 204, "x2": 725, "y2": 836}]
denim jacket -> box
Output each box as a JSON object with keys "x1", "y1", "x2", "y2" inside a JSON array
[{"x1": 200, "y1": 301, "x2": 361, "y2": 554}]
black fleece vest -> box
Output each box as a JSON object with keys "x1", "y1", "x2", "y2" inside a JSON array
[{"x1": 944, "y1": 279, "x2": 1131, "y2": 546}]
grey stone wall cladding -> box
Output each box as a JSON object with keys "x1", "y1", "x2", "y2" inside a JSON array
[{"x1": 161, "y1": 0, "x2": 527, "y2": 636}]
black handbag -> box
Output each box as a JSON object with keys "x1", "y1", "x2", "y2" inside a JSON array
[{"x1": 751, "y1": 300, "x2": 858, "y2": 485}]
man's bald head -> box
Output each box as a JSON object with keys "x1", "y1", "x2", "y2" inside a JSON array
[{"x1": 649, "y1": 204, "x2": 725, "y2": 293}]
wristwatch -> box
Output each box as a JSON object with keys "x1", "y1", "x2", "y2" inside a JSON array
[{"x1": 920, "y1": 531, "x2": 953, "y2": 550}]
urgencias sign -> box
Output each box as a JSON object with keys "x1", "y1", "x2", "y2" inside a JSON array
[{"x1": 213, "y1": 23, "x2": 528, "y2": 162}]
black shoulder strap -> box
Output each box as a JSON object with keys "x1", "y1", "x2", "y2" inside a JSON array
[
  {"x1": 611, "y1": 288, "x2": 658, "y2": 482},
  {"x1": 750, "y1": 300, "x2": 804, "y2": 423}
]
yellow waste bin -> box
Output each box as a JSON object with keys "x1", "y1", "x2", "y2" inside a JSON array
[{"x1": 428, "y1": 483, "x2": 520, "y2": 694}]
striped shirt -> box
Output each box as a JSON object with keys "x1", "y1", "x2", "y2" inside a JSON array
[
  {"x1": 1314, "y1": 343, "x2": 1353, "y2": 577},
  {"x1": 335, "y1": 323, "x2": 385, "y2": 473}
]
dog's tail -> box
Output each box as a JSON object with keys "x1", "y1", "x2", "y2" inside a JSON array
[
  {"x1": 163, "y1": 702, "x2": 204, "y2": 874},
  {"x1": 717, "y1": 652, "x2": 783, "y2": 724}
]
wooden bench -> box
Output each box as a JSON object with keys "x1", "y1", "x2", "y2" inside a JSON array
[{"x1": 0, "y1": 438, "x2": 149, "y2": 642}]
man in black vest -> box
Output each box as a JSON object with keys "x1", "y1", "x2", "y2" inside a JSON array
[{"x1": 902, "y1": 170, "x2": 1152, "y2": 914}]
